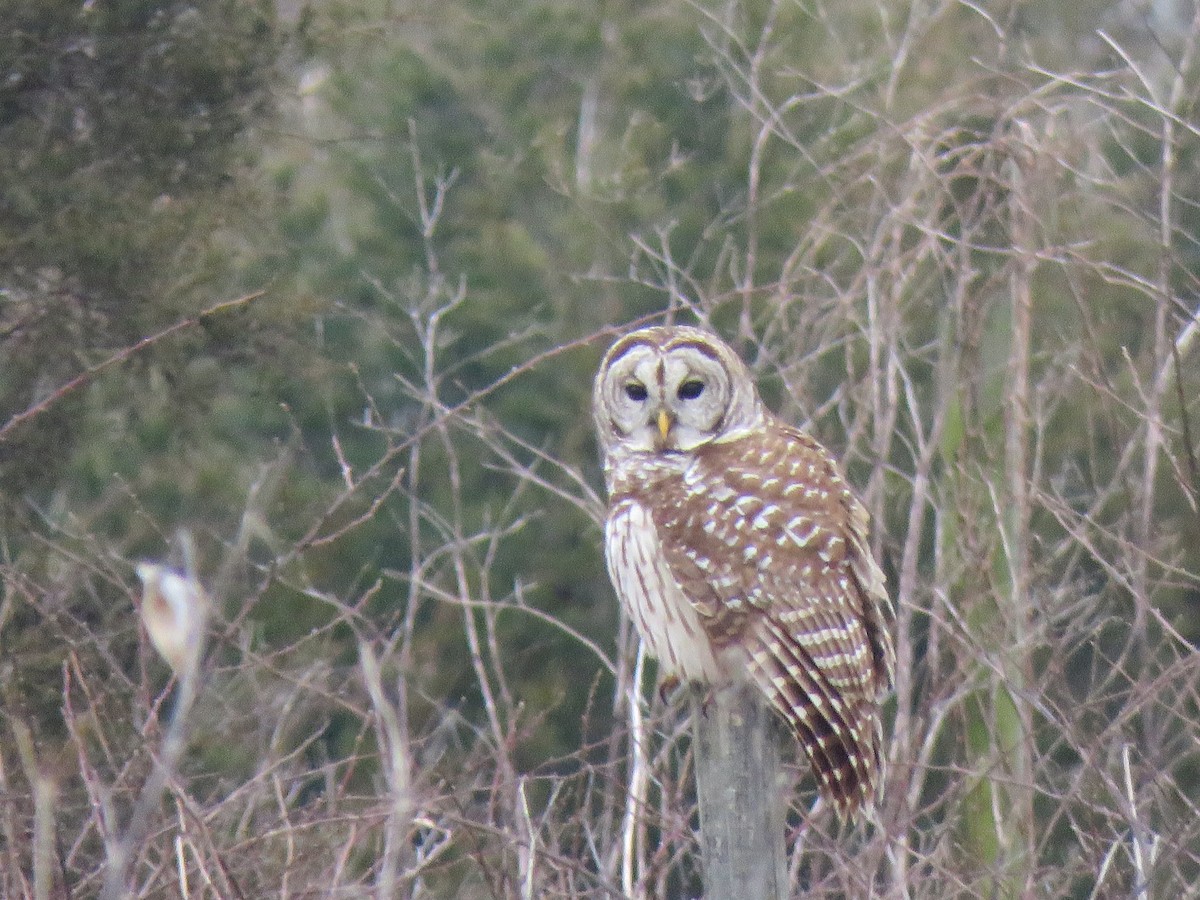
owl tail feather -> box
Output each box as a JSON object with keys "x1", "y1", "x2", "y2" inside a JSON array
[{"x1": 748, "y1": 619, "x2": 881, "y2": 819}]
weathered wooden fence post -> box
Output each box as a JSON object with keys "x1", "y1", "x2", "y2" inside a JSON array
[{"x1": 692, "y1": 683, "x2": 787, "y2": 900}]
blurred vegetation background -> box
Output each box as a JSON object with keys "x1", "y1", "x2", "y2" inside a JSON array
[{"x1": 1, "y1": 0, "x2": 1198, "y2": 896}]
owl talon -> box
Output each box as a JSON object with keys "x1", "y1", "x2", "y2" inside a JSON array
[{"x1": 657, "y1": 675, "x2": 681, "y2": 705}]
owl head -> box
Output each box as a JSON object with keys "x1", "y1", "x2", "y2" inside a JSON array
[{"x1": 593, "y1": 325, "x2": 766, "y2": 458}]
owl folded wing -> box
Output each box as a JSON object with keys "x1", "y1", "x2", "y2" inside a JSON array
[{"x1": 649, "y1": 429, "x2": 894, "y2": 813}]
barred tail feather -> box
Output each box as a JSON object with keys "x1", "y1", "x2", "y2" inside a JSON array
[{"x1": 749, "y1": 618, "x2": 882, "y2": 817}]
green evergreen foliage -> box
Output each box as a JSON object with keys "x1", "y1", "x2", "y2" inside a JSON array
[{"x1": 0, "y1": 0, "x2": 279, "y2": 494}]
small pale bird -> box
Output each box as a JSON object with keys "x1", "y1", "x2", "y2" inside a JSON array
[
  {"x1": 134, "y1": 563, "x2": 209, "y2": 675},
  {"x1": 593, "y1": 325, "x2": 895, "y2": 816}
]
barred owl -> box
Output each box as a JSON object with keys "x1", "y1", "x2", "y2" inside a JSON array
[{"x1": 593, "y1": 325, "x2": 894, "y2": 816}]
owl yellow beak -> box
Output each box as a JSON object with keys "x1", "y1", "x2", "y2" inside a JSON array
[{"x1": 657, "y1": 409, "x2": 672, "y2": 442}]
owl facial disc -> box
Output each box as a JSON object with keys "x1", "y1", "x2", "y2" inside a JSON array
[{"x1": 593, "y1": 325, "x2": 763, "y2": 455}]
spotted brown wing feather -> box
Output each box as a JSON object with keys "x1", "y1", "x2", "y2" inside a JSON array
[{"x1": 648, "y1": 423, "x2": 894, "y2": 816}]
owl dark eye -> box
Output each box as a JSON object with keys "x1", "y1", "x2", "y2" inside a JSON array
[
  {"x1": 625, "y1": 382, "x2": 648, "y2": 402},
  {"x1": 677, "y1": 379, "x2": 705, "y2": 400}
]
